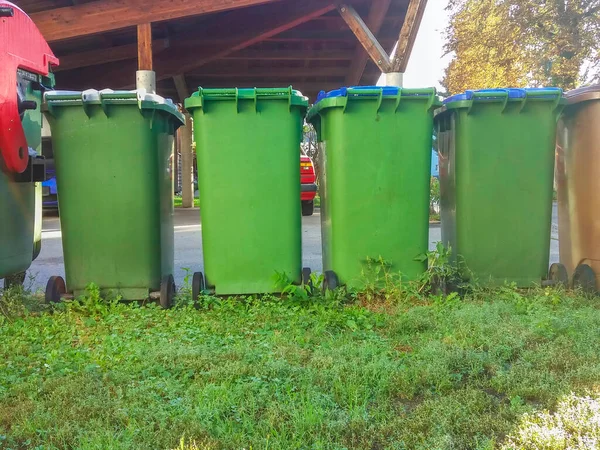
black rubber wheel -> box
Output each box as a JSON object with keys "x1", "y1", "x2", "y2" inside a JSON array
[
  {"x1": 572, "y1": 264, "x2": 597, "y2": 294},
  {"x1": 192, "y1": 272, "x2": 205, "y2": 304},
  {"x1": 45, "y1": 276, "x2": 66, "y2": 304},
  {"x1": 302, "y1": 267, "x2": 312, "y2": 285},
  {"x1": 4, "y1": 272, "x2": 26, "y2": 289},
  {"x1": 160, "y1": 275, "x2": 176, "y2": 309},
  {"x1": 322, "y1": 270, "x2": 339, "y2": 293},
  {"x1": 547, "y1": 263, "x2": 569, "y2": 288},
  {"x1": 302, "y1": 267, "x2": 313, "y2": 292},
  {"x1": 302, "y1": 200, "x2": 314, "y2": 217}
]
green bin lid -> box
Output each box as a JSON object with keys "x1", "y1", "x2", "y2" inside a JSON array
[
  {"x1": 306, "y1": 86, "x2": 441, "y2": 122},
  {"x1": 184, "y1": 86, "x2": 308, "y2": 111},
  {"x1": 43, "y1": 89, "x2": 185, "y2": 126}
]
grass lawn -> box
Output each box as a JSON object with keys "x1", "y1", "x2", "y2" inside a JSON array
[
  {"x1": 174, "y1": 196, "x2": 200, "y2": 208},
  {"x1": 1, "y1": 283, "x2": 600, "y2": 449}
]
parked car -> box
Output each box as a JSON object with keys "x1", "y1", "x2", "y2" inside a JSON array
[{"x1": 301, "y1": 155, "x2": 317, "y2": 216}]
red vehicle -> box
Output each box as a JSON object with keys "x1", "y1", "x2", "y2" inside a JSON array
[{"x1": 301, "y1": 155, "x2": 317, "y2": 216}]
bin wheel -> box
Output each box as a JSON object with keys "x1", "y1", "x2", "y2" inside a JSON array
[
  {"x1": 323, "y1": 270, "x2": 339, "y2": 293},
  {"x1": 547, "y1": 263, "x2": 569, "y2": 288},
  {"x1": 302, "y1": 200, "x2": 314, "y2": 217},
  {"x1": 45, "y1": 276, "x2": 66, "y2": 304},
  {"x1": 192, "y1": 272, "x2": 205, "y2": 304},
  {"x1": 302, "y1": 267, "x2": 313, "y2": 290},
  {"x1": 572, "y1": 264, "x2": 597, "y2": 294},
  {"x1": 160, "y1": 275, "x2": 176, "y2": 309},
  {"x1": 4, "y1": 272, "x2": 26, "y2": 289}
]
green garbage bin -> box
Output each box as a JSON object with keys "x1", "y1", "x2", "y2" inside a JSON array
[
  {"x1": 184, "y1": 87, "x2": 309, "y2": 297},
  {"x1": 307, "y1": 86, "x2": 441, "y2": 291},
  {"x1": 434, "y1": 88, "x2": 563, "y2": 287},
  {"x1": 1, "y1": 72, "x2": 47, "y2": 288},
  {"x1": 43, "y1": 89, "x2": 185, "y2": 307}
]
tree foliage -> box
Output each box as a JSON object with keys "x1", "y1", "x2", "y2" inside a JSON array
[{"x1": 443, "y1": 0, "x2": 600, "y2": 93}]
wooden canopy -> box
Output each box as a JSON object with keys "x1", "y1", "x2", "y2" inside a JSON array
[{"x1": 19, "y1": 0, "x2": 426, "y2": 102}]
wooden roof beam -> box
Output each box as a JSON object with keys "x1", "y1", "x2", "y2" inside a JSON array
[
  {"x1": 165, "y1": 1, "x2": 337, "y2": 80},
  {"x1": 223, "y1": 48, "x2": 352, "y2": 60},
  {"x1": 55, "y1": 1, "x2": 336, "y2": 89},
  {"x1": 32, "y1": 0, "x2": 284, "y2": 42},
  {"x1": 54, "y1": 39, "x2": 170, "y2": 72},
  {"x1": 346, "y1": 0, "x2": 392, "y2": 85},
  {"x1": 173, "y1": 75, "x2": 189, "y2": 103},
  {"x1": 189, "y1": 66, "x2": 350, "y2": 78},
  {"x1": 337, "y1": 4, "x2": 392, "y2": 73},
  {"x1": 391, "y1": 0, "x2": 428, "y2": 72}
]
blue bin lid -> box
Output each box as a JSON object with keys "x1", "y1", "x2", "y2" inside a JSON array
[
  {"x1": 315, "y1": 86, "x2": 400, "y2": 104},
  {"x1": 308, "y1": 85, "x2": 441, "y2": 122},
  {"x1": 443, "y1": 87, "x2": 562, "y2": 104}
]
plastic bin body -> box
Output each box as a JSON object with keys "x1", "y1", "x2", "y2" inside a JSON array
[
  {"x1": 44, "y1": 90, "x2": 184, "y2": 299},
  {"x1": 435, "y1": 88, "x2": 563, "y2": 287},
  {"x1": 307, "y1": 87, "x2": 441, "y2": 290},
  {"x1": 556, "y1": 85, "x2": 600, "y2": 289},
  {"x1": 185, "y1": 87, "x2": 307, "y2": 295},
  {"x1": 0, "y1": 73, "x2": 43, "y2": 279}
]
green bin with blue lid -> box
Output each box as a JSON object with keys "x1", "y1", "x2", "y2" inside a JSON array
[
  {"x1": 307, "y1": 86, "x2": 441, "y2": 291},
  {"x1": 184, "y1": 87, "x2": 310, "y2": 297},
  {"x1": 434, "y1": 87, "x2": 563, "y2": 287},
  {"x1": 43, "y1": 89, "x2": 185, "y2": 307}
]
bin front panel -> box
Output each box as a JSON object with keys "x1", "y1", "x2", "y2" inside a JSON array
[
  {"x1": 312, "y1": 89, "x2": 438, "y2": 290},
  {"x1": 436, "y1": 90, "x2": 561, "y2": 287},
  {"x1": 190, "y1": 92, "x2": 305, "y2": 295},
  {"x1": 46, "y1": 103, "x2": 176, "y2": 298},
  {"x1": 556, "y1": 87, "x2": 600, "y2": 288}
]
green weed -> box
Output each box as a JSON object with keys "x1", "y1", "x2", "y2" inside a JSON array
[{"x1": 1, "y1": 281, "x2": 599, "y2": 449}]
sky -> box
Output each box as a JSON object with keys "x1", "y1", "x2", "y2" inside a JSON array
[{"x1": 378, "y1": 0, "x2": 453, "y2": 91}]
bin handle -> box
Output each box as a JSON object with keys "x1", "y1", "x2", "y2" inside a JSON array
[
  {"x1": 467, "y1": 90, "x2": 509, "y2": 115},
  {"x1": 517, "y1": 88, "x2": 563, "y2": 113},
  {"x1": 343, "y1": 87, "x2": 385, "y2": 113},
  {"x1": 403, "y1": 87, "x2": 438, "y2": 111}
]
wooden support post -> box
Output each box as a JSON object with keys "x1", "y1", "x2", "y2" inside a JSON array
[
  {"x1": 346, "y1": 0, "x2": 392, "y2": 85},
  {"x1": 173, "y1": 75, "x2": 190, "y2": 103},
  {"x1": 338, "y1": 4, "x2": 391, "y2": 73},
  {"x1": 137, "y1": 23, "x2": 153, "y2": 70},
  {"x1": 173, "y1": 135, "x2": 180, "y2": 194},
  {"x1": 179, "y1": 114, "x2": 194, "y2": 208},
  {"x1": 391, "y1": 0, "x2": 428, "y2": 73}
]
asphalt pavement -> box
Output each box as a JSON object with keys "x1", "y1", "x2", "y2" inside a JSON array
[{"x1": 16, "y1": 205, "x2": 560, "y2": 293}]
